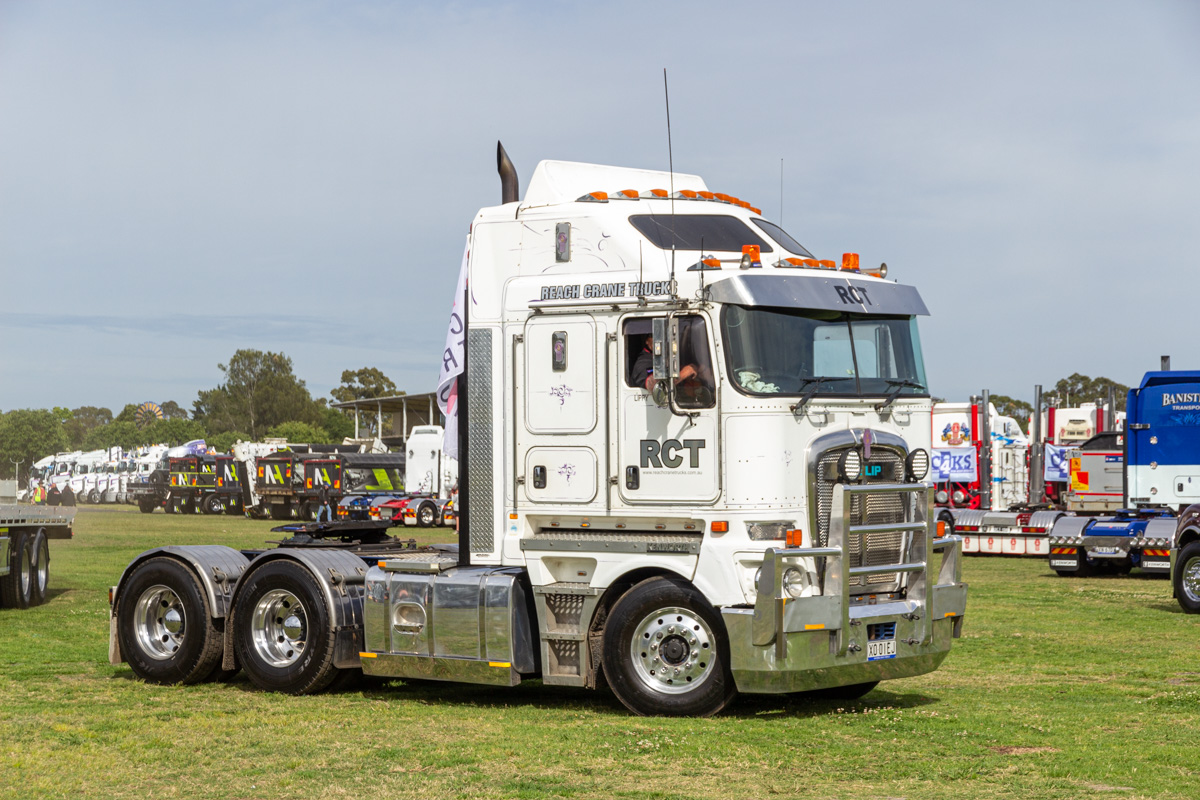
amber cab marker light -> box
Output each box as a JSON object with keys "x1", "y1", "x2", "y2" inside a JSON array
[
  {"x1": 786, "y1": 529, "x2": 804, "y2": 547},
  {"x1": 711, "y1": 521, "x2": 729, "y2": 533},
  {"x1": 740, "y1": 244, "x2": 762, "y2": 269},
  {"x1": 617, "y1": 189, "x2": 638, "y2": 198},
  {"x1": 841, "y1": 252, "x2": 860, "y2": 271}
]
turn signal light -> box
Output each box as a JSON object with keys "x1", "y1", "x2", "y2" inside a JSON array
[
  {"x1": 937, "y1": 521, "x2": 947, "y2": 538},
  {"x1": 786, "y1": 529, "x2": 804, "y2": 547},
  {"x1": 711, "y1": 521, "x2": 728, "y2": 533}
]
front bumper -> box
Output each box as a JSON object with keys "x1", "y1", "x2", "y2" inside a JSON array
[{"x1": 725, "y1": 482, "x2": 968, "y2": 694}]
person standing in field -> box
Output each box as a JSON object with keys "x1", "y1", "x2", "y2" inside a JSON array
[
  {"x1": 61, "y1": 484, "x2": 76, "y2": 506},
  {"x1": 316, "y1": 482, "x2": 332, "y2": 523}
]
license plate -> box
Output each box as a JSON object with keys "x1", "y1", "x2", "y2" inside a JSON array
[
  {"x1": 867, "y1": 639, "x2": 897, "y2": 661},
  {"x1": 1092, "y1": 546, "x2": 1121, "y2": 556}
]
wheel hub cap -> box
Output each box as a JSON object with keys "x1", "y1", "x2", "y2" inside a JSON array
[
  {"x1": 631, "y1": 606, "x2": 715, "y2": 695},
  {"x1": 133, "y1": 585, "x2": 186, "y2": 660},
  {"x1": 251, "y1": 590, "x2": 308, "y2": 667},
  {"x1": 1183, "y1": 557, "x2": 1200, "y2": 602}
]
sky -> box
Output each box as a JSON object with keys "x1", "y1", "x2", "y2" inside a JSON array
[{"x1": 2, "y1": 1, "x2": 1198, "y2": 414}]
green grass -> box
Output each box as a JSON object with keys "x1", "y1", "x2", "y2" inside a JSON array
[{"x1": 2, "y1": 507, "x2": 1198, "y2": 799}]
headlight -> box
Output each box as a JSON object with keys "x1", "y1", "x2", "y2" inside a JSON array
[
  {"x1": 752, "y1": 566, "x2": 763, "y2": 592},
  {"x1": 951, "y1": 489, "x2": 966, "y2": 505},
  {"x1": 906, "y1": 448, "x2": 930, "y2": 481},
  {"x1": 935, "y1": 490, "x2": 949, "y2": 504},
  {"x1": 782, "y1": 567, "x2": 806, "y2": 598},
  {"x1": 746, "y1": 521, "x2": 788, "y2": 541},
  {"x1": 838, "y1": 449, "x2": 862, "y2": 481}
]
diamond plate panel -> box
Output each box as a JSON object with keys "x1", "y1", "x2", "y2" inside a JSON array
[{"x1": 467, "y1": 328, "x2": 495, "y2": 553}]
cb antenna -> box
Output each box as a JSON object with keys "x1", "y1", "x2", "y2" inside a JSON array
[
  {"x1": 780, "y1": 158, "x2": 784, "y2": 229},
  {"x1": 664, "y1": 68, "x2": 676, "y2": 294}
]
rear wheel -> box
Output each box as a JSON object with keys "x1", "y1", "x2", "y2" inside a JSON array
[
  {"x1": 30, "y1": 529, "x2": 50, "y2": 606},
  {"x1": 301, "y1": 501, "x2": 318, "y2": 521},
  {"x1": 201, "y1": 494, "x2": 224, "y2": 515},
  {"x1": 88, "y1": 489, "x2": 101, "y2": 504},
  {"x1": 1053, "y1": 547, "x2": 1091, "y2": 578},
  {"x1": 138, "y1": 497, "x2": 158, "y2": 514},
  {"x1": 1174, "y1": 541, "x2": 1200, "y2": 614},
  {"x1": 601, "y1": 576, "x2": 736, "y2": 717},
  {"x1": 0, "y1": 531, "x2": 33, "y2": 609},
  {"x1": 224, "y1": 496, "x2": 243, "y2": 516},
  {"x1": 232, "y1": 560, "x2": 341, "y2": 694},
  {"x1": 116, "y1": 557, "x2": 225, "y2": 684},
  {"x1": 417, "y1": 501, "x2": 437, "y2": 528}
]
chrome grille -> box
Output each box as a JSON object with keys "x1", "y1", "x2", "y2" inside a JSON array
[{"x1": 815, "y1": 447, "x2": 906, "y2": 591}]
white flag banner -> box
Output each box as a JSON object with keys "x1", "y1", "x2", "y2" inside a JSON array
[{"x1": 437, "y1": 240, "x2": 469, "y2": 459}]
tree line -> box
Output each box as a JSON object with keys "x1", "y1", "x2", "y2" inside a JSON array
[
  {"x1": 0, "y1": 350, "x2": 400, "y2": 480},
  {"x1": 971, "y1": 373, "x2": 1130, "y2": 433}
]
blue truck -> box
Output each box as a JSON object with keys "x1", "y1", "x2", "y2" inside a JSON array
[{"x1": 1048, "y1": 369, "x2": 1200, "y2": 582}]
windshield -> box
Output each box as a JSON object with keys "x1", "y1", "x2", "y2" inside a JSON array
[
  {"x1": 721, "y1": 305, "x2": 928, "y2": 397},
  {"x1": 750, "y1": 219, "x2": 814, "y2": 259}
]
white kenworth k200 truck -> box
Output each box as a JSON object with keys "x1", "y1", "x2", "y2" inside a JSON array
[{"x1": 108, "y1": 146, "x2": 967, "y2": 716}]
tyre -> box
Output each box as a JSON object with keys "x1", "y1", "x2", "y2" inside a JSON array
[
  {"x1": 1053, "y1": 546, "x2": 1091, "y2": 578},
  {"x1": 88, "y1": 489, "x2": 101, "y2": 504},
  {"x1": 232, "y1": 560, "x2": 342, "y2": 694},
  {"x1": 138, "y1": 497, "x2": 158, "y2": 514},
  {"x1": 417, "y1": 501, "x2": 437, "y2": 528},
  {"x1": 179, "y1": 496, "x2": 197, "y2": 515},
  {"x1": 601, "y1": 576, "x2": 736, "y2": 717},
  {"x1": 1174, "y1": 541, "x2": 1200, "y2": 614},
  {"x1": 30, "y1": 529, "x2": 50, "y2": 606},
  {"x1": 115, "y1": 557, "x2": 225, "y2": 684},
  {"x1": 269, "y1": 504, "x2": 288, "y2": 521},
  {"x1": 201, "y1": 494, "x2": 224, "y2": 515},
  {"x1": 0, "y1": 531, "x2": 33, "y2": 609},
  {"x1": 301, "y1": 501, "x2": 318, "y2": 522}
]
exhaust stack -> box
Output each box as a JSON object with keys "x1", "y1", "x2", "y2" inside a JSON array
[{"x1": 497, "y1": 141, "x2": 518, "y2": 204}]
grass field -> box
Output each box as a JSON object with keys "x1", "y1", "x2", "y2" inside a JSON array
[{"x1": 2, "y1": 506, "x2": 1198, "y2": 800}]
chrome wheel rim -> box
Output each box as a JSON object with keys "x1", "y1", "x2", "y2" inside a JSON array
[
  {"x1": 630, "y1": 606, "x2": 715, "y2": 695},
  {"x1": 251, "y1": 590, "x2": 308, "y2": 667},
  {"x1": 34, "y1": 541, "x2": 48, "y2": 596},
  {"x1": 1183, "y1": 556, "x2": 1200, "y2": 603},
  {"x1": 19, "y1": 544, "x2": 32, "y2": 598},
  {"x1": 134, "y1": 585, "x2": 187, "y2": 660}
]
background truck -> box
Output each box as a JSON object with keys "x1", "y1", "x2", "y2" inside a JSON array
[
  {"x1": 253, "y1": 449, "x2": 404, "y2": 520},
  {"x1": 0, "y1": 505, "x2": 74, "y2": 609},
  {"x1": 108, "y1": 145, "x2": 966, "y2": 716},
  {"x1": 1049, "y1": 365, "x2": 1196, "y2": 578}
]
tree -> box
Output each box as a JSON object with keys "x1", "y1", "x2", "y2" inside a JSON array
[
  {"x1": 82, "y1": 420, "x2": 141, "y2": 451},
  {"x1": 1046, "y1": 374, "x2": 1129, "y2": 412},
  {"x1": 0, "y1": 409, "x2": 69, "y2": 479},
  {"x1": 160, "y1": 400, "x2": 189, "y2": 420},
  {"x1": 267, "y1": 421, "x2": 333, "y2": 445},
  {"x1": 64, "y1": 406, "x2": 113, "y2": 449},
  {"x1": 990, "y1": 395, "x2": 1033, "y2": 428},
  {"x1": 194, "y1": 349, "x2": 323, "y2": 439},
  {"x1": 330, "y1": 367, "x2": 399, "y2": 436},
  {"x1": 320, "y1": 407, "x2": 355, "y2": 442}
]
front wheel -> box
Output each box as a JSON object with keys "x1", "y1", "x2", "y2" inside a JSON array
[
  {"x1": 232, "y1": 560, "x2": 342, "y2": 694},
  {"x1": 601, "y1": 576, "x2": 736, "y2": 717},
  {"x1": 88, "y1": 489, "x2": 101, "y2": 504},
  {"x1": 138, "y1": 497, "x2": 158, "y2": 514},
  {"x1": 201, "y1": 494, "x2": 224, "y2": 515},
  {"x1": 1174, "y1": 541, "x2": 1200, "y2": 614},
  {"x1": 116, "y1": 558, "x2": 225, "y2": 684}
]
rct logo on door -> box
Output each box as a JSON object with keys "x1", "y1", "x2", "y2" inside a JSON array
[{"x1": 641, "y1": 439, "x2": 706, "y2": 468}]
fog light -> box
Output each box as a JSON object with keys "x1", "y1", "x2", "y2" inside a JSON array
[
  {"x1": 906, "y1": 448, "x2": 929, "y2": 481},
  {"x1": 952, "y1": 489, "x2": 966, "y2": 505},
  {"x1": 935, "y1": 490, "x2": 949, "y2": 504},
  {"x1": 782, "y1": 567, "x2": 806, "y2": 598},
  {"x1": 838, "y1": 450, "x2": 862, "y2": 482}
]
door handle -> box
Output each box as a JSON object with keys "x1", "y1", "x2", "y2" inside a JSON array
[
  {"x1": 626, "y1": 466, "x2": 640, "y2": 490},
  {"x1": 533, "y1": 465, "x2": 547, "y2": 489}
]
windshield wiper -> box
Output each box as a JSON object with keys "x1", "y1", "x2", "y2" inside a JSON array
[
  {"x1": 791, "y1": 377, "x2": 853, "y2": 415},
  {"x1": 874, "y1": 378, "x2": 927, "y2": 413}
]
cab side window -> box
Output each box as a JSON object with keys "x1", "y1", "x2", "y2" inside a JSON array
[{"x1": 621, "y1": 316, "x2": 715, "y2": 409}]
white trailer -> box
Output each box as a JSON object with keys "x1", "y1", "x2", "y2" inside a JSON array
[
  {"x1": 0, "y1": 505, "x2": 74, "y2": 609},
  {"x1": 108, "y1": 146, "x2": 966, "y2": 715}
]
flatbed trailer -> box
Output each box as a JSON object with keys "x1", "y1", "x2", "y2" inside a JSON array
[{"x1": 0, "y1": 504, "x2": 75, "y2": 609}]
